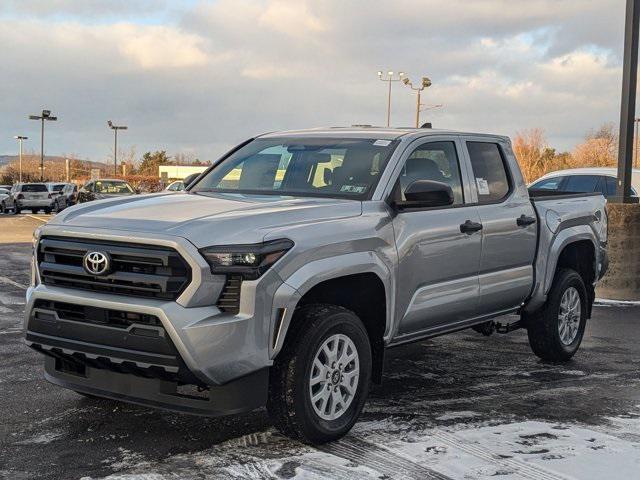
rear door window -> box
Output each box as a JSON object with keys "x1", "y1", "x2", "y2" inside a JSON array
[
  {"x1": 466, "y1": 142, "x2": 510, "y2": 204},
  {"x1": 564, "y1": 175, "x2": 599, "y2": 193}
]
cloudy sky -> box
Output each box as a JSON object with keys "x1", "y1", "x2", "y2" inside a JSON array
[{"x1": 0, "y1": 0, "x2": 628, "y2": 163}]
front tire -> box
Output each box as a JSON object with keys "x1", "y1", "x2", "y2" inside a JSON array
[
  {"x1": 526, "y1": 268, "x2": 587, "y2": 362},
  {"x1": 267, "y1": 304, "x2": 372, "y2": 444}
]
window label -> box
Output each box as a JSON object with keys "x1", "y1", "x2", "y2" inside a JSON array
[{"x1": 476, "y1": 177, "x2": 490, "y2": 195}]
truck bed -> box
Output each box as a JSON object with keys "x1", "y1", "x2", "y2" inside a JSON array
[{"x1": 525, "y1": 190, "x2": 608, "y2": 312}]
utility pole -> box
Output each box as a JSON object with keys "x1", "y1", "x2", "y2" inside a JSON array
[
  {"x1": 635, "y1": 118, "x2": 640, "y2": 168},
  {"x1": 377, "y1": 71, "x2": 405, "y2": 127},
  {"x1": 108, "y1": 121, "x2": 128, "y2": 176},
  {"x1": 28, "y1": 110, "x2": 57, "y2": 182},
  {"x1": 402, "y1": 76, "x2": 433, "y2": 127},
  {"x1": 14, "y1": 135, "x2": 28, "y2": 183},
  {"x1": 616, "y1": 0, "x2": 640, "y2": 203}
]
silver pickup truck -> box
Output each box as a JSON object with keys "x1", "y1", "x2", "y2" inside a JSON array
[{"x1": 25, "y1": 127, "x2": 607, "y2": 444}]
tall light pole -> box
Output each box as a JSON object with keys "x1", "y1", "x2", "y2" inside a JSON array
[
  {"x1": 635, "y1": 117, "x2": 640, "y2": 168},
  {"x1": 28, "y1": 109, "x2": 57, "y2": 182},
  {"x1": 377, "y1": 70, "x2": 405, "y2": 127},
  {"x1": 402, "y1": 76, "x2": 433, "y2": 127},
  {"x1": 14, "y1": 135, "x2": 28, "y2": 183},
  {"x1": 108, "y1": 120, "x2": 128, "y2": 176},
  {"x1": 616, "y1": 0, "x2": 640, "y2": 203}
]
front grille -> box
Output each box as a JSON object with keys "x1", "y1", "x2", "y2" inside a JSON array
[
  {"x1": 217, "y1": 275, "x2": 242, "y2": 314},
  {"x1": 38, "y1": 236, "x2": 191, "y2": 300}
]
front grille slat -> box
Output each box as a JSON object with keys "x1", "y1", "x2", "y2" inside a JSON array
[{"x1": 38, "y1": 237, "x2": 191, "y2": 300}]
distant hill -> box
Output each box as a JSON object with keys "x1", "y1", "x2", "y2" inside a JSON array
[{"x1": 0, "y1": 155, "x2": 105, "y2": 170}]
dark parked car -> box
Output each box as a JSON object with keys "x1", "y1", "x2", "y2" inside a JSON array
[{"x1": 77, "y1": 179, "x2": 137, "y2": 203}]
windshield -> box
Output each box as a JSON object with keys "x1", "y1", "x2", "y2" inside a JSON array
[
  {"x1": 191, "y1": 137, "x2": 398, "y2": 200},
  {"x1": 21, "y1": 184, "x2": 48, "y2": 192},
  {"x1": 94, "y1": 180, "x2": 134, "y2": 194}
]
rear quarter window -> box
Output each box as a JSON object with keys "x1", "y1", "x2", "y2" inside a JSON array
[{"x1": 22, "y1": 184, "x2": 48, "y2": 192}]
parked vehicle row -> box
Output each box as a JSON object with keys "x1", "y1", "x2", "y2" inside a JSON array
[
  {"x1": 0, "y1": 179, "x2": 140, "y2": 214},
  {"x1": 25, "y1": 127, "x2": 608, "y2": 444}
]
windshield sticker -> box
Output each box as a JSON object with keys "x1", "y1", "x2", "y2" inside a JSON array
[
  {"x1": 476, "y1": 178, "x2": 490, "y2": 195},
  {"x1": 373, "y1": 139, "x2": 392, "y2": 147},
  {"x1": 340, "y1": 184, "x2": 368, "y2": 194}
]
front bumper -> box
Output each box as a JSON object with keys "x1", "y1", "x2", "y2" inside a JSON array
[
  {"x1": 19, "y1": 199, "x2": 54, "y2": 208},
  {"x1": 25, "y1": 226, "x2": 288, "y2": 415},
  {"x1": 42, "y1": 355, "x2": 268, "y2": 416}
]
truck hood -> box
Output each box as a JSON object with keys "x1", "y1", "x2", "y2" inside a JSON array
[{"x1": 49, "y1": 192, "x2": 362, "y2": 247}]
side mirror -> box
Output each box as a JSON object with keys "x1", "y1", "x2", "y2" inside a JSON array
[{"x1": 396, "y1": 180, "x2": 454, "y2": 209}]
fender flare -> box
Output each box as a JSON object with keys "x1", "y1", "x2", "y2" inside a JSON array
[{"x1": 269, "y1": 251, "x2": 394, "y2": 358}]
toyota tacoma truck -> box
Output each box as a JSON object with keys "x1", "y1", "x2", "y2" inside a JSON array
[{"x1": 25, "y1": 127, "x2": 607, "y2": 444}]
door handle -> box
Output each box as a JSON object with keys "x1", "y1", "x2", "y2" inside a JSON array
[
  {"x1": 460, "y1": 220, "x2": 483, "y2": 234},
  {"x1": 517, "y1": 214, "x2": 536, "y2": 227}
]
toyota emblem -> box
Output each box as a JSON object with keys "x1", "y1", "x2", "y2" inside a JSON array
[{"x1": 83, "y1": 251, "x2": 111, "y2": 276}]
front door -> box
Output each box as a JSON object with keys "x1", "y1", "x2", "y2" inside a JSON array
[{"x1": 391, "y1": 138, "x2": 483, "y2": 338}]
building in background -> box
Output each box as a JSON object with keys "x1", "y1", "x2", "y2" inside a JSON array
[{"x1": 158, "y1": 165, "x2": 208, "y2": 181}]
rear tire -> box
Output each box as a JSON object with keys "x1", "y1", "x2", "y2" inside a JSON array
[
  {"x1": 43, "y1": 208, "x2": 51, "y2": 214},
  {"x1": 526, "y1": 268, "x2": 587, "y2": 362},
  {"x1": 267, "y1": 304, "x2": 372, "y2": 444},
  {"x1": 0, "y1": 202, "x2": 5, "y2": 214}
]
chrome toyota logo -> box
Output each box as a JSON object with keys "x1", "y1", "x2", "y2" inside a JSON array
[{"x1": 83, "y1": 251, "x2": 111, "y2": 276}]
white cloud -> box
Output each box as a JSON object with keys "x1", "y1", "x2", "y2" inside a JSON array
[
  {"x1": 115, "y1": 24, "x2": 210, "y2": 69},
  {"x1": 0, "y1": 0, "x2": 628, "y2": 161}
]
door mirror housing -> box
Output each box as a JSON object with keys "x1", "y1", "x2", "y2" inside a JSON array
[{"x1": 396, "y1": 180, "x2": 454, "y2": 209}]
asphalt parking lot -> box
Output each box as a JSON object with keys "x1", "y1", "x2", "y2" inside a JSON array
[{"x1": 1, "y1": 214, "x2": 639, "y2": 480}]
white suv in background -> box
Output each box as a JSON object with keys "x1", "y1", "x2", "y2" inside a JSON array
[
  {"x1": 8, "y1": 183, "x2": 57, "y2": 214},
  {"x1": 530, "y1": 167, "x2": 640, "y2": 199}
]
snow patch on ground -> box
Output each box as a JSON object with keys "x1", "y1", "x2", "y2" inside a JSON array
[
  {"x1": 595, "y1": 298, "x2": 640, "y2": 307},
  {"x1": 81, "y1": 417, "x2": 640, "y2": 480},
  {"x1": 436, "y1": 411, "x2": 481, "y2": 421},
  {"x1": 16, "y1": 431, "x2": 64, "y2": 445}
]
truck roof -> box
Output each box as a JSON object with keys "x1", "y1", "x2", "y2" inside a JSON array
[{"x1": 259, "y1": 126, "x2": 510, "y2": 142}]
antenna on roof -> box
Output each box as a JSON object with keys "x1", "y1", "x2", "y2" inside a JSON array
[{"x1": 420, "y1": 122, "x2": 432, "y2": 129}]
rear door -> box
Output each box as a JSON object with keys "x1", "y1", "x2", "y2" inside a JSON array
[{"x1": 463, "y1": 138, "x2": 537, "y2": 315}]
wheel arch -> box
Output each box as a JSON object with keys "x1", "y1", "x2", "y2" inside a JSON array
[{"x1": 270, "y1": 252, "x2": 393, "y2": 383}]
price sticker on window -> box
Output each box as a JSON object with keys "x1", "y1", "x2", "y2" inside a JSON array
[{"x1": 476, "y1": 178, "x2": 490, "y2": 195}]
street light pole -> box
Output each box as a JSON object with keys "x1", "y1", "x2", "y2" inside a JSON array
[
  {"x1": 402, "y1": 76, "x2": 433, "y2": 127},
  {"x1": 378, "y1": 70, "x2": 405, "y2": 127},
  {"x1": 108, "y1": 121, "x2": 128, "y2": 176},
  {"x1": 616, "y1": 0, "x2": 640, "y2": 203},
  {"x1": 28, "y1": 109, "x2": 57, "y2": 182},
  {"x1": 635, "y1": 118, "x2": 640, "y2": 168},
  {"x1": 14, "y1": 135, "x2": 28, "y2": 183}
]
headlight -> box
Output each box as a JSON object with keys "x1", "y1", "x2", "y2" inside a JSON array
[{"x1": 199, "y1": 239, "x2": 294, "y2": 280}]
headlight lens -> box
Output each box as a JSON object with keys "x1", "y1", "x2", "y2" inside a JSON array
[{"x1": 199, "y1": 239, "x2": 293, "y2": 279}]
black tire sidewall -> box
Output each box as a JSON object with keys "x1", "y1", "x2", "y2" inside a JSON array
[
  {"x1": 293, "y1": 309, "x2": 372, "y2": 442},
  {"x1": 546, "y1": 270, "x2": 588, "y2": 356}
]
